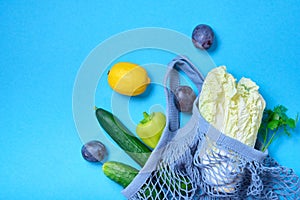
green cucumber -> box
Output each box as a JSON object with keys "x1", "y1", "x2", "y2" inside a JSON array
[
  {"x1": 96, "y1": 108, "x2": 151, "y2": 167},
  {"x1": 103, "y1": 161, "x2": 164, "y2": 199},
  {"x1": 102, "y1": 161, "x2": 139, "y2": 188}
]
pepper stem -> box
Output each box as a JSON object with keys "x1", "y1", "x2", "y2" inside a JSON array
[{"x1": 140, "y1": 112, "x2": 152, "y2": 124}]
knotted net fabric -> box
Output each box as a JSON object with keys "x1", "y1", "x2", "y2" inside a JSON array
[{"x1": 122, "y1": 56, "x2": 300, "y2": 200}]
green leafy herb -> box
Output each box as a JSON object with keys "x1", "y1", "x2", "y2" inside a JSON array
[{"x1": 259, "y1": 105, "x2": 298, "y2": 152}]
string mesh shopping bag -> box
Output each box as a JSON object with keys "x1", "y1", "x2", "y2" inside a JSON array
[{"x1": 122, "y1": 56, "x2": 300, "y2": 200}]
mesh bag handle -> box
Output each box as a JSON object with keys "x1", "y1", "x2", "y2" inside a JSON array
[{"x1": 163, "y1": 55, "x2": 205, "y2": 132}]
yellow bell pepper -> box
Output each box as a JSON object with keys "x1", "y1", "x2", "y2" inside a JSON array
[{"x1": 136, "y1": 112, "x2": 166, "y2": 149}]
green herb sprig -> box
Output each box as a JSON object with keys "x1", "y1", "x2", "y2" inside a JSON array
[{"x1": 259, "y1": 105, "x2": 298, "y2": 152}]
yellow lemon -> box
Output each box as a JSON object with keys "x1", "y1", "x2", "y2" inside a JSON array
[{"x1": 107, "y1": 62, "x2": 151, "y2": 96}]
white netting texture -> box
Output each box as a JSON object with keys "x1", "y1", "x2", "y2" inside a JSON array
[{"x1": 126, "y1": 119, "x2": 300, "y2": 200}]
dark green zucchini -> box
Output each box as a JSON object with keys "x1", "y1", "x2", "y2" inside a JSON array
[{"x1": 95, "y1": 108, "x2": 151, "y2": 167}]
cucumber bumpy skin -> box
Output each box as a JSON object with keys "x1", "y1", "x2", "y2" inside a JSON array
[
  {"x1": 102, "y1": 161, "x2": 139, "y2": 188},
  {"x1": 95, "y1": 108, "x2": 152, "y2": 167},
  {"x1": 103, "y1": 161, "x2": 164, "y2": 199}
]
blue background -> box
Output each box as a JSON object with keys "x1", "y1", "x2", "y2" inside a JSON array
[{"x1": 1, "y1": 1, "x2": 299, "y2": 199}]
